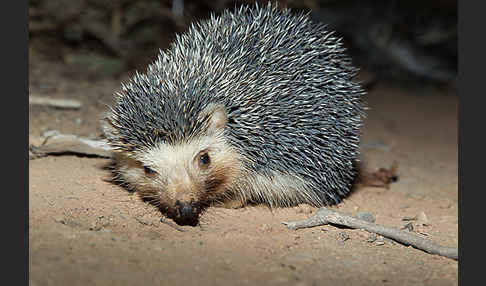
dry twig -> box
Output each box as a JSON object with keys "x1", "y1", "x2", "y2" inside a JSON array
[
  {"x1": 356, "y1": 161, "x2": 399, "y2": 189},
  {"x1": 282, "y1": 207, "x2": 458, "y2": 260},
  {"x1": 29, "y1": 131, "x2": 113, "y2": 159},
  {"x1": 29, "y1": 95, "x2": 82, "y2": 109}
]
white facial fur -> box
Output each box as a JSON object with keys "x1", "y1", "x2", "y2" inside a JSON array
[{"x1": 113, "y1": 129, "x2": 242, "y2": 208}]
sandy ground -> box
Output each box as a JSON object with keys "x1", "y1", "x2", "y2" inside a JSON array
[{"x1": 29, "y1": 56, "x2": 458, "y2": 286}]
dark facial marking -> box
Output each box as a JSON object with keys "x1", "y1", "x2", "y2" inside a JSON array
[{"x1": 144, "y1": 165, "x2": 157, "y2": 176}]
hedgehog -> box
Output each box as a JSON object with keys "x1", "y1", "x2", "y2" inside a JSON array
[{"x1": 102, "y1": 3, "x2": 365, "y2": 226}]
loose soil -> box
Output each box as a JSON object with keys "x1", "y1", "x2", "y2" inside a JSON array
[{"x1": 29, "y1": 54, "x2": 458, "y2": 286}]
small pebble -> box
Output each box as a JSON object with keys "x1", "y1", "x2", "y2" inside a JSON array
[
  {"x1": 337, "y1": 232, "x2": 350, "y2": 245},
  {"x1": 366, "y1": 234, "x2": 377, "y2": 243},
  {"x1": 416, "y1": 211, "x2": 429, "y2": 226}
]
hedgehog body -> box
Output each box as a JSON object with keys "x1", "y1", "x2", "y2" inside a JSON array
[{"x1": 103, "y1": 3, "x2": 365, "y2": 226}]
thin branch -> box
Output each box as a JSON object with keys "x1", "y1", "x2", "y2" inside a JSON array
[
  {"x1": 29, "y1": 95, "x2": 82, "y2": 109},
  {"x1": 29, "y1": 131, "x2": 113, "y2": 159},
  {"x1": 282, "y1": 207, "x2": 458, "y2": 260}
]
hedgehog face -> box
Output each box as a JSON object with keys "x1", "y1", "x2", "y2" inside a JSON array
[{"x1": 111, "y1": 104, "x2": 242, "y2": 226}]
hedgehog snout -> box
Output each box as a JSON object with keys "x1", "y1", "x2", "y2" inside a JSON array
[
  {"x1": 164, "y1": 173, "x2": 205, "y2": 226},
  {"x1": 170, "y1": 200, "x2": 201, "y2": 226}
]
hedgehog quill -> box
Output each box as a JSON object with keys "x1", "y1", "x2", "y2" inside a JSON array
[{"x1": 102, "y1": 3, "x2": 365, "y2": 226}]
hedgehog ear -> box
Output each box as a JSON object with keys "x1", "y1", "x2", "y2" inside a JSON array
[{"x1": 201, "y1": 103, "x2": 227, "y2": 133}]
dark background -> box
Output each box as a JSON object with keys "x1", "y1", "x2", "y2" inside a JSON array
[{"x1": 29, "y1": 0, "x2": 457, "y2": 89}]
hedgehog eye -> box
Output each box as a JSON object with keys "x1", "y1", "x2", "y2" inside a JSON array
[
  {"x1": 199, "y1": 152, "x2": 211, "y2": 168},
  {"x1": 143, "y1": 166, "x2": 157, "y2": 176}
]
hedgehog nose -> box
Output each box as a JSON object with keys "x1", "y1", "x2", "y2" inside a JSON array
[{"x1": 172, "y1": 200, "x2": 201, "y2": 226}]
